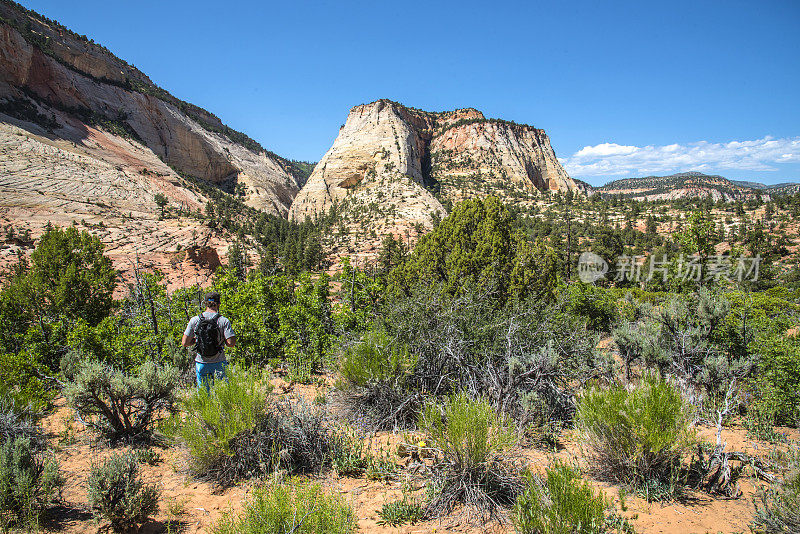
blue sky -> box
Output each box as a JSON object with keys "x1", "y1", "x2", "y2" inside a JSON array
[{"x1": 21, "y1": 0, "x2": 800, "y2": 185}]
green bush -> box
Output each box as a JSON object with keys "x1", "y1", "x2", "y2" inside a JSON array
[
  {"x1": 419, "y1": 392, "x2": 522, "y2": 519},
  {"x1": 745, "y1": 383, "x2": 787, "y2": 443},
  {"x1": 338, "y1": 328, "x2": 415, "y2": 388},
  {"x1": 0, "y1": 350, "x2": 55, "y2": 415},
  {"x1": 420, "y1": 391, "x2": 515, "y2": 471},
  {"x1": 211, "y1": 478, "x2": 357, "y2": 534},
  {"x1": 513, "y1": 461, "x2": 607, "y2": 534},
  {"x1": 177, "y1": 365, "x2": 271, "y2": 477},
  {"x1": 277, "y1": 272, "x2": 334, "y2": 381},
  {"x1": 64, "y1": 359, "x2": 179, "y2": 441},
  {"x1": 337, "y1": 328, "x2": 420, "y2": 429},
  {"x1": 751, "y1": 335, "x2": 800, "y2": 427},
  {"x1": 751, "y1": 467, "x2": 800, "y2": 533},
  {"x1": 0, "y1": 436, "x2": 64, "y2": 530},
  {"x1": 210, "y1": 270, "x2": 335, "y2": 372},
  {"x1": 176, "y1": 366, "x2": 332, "y2": 485},
  {"x1": 561, "y1": 283, "x2": 618, "y2": 332},
  {"x1": 87, "y1": 451, "x2": 159, "y2": 532},
  {"x1": 577, "y1": 374, "x2": 695, "y2": 497}
]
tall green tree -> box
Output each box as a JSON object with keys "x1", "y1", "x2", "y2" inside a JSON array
[
  {"x1": 390, "y1": 197, "x2": 557, "y2": 304},
  {"x1": 0, "y1": 225, "x2": 117, "y2": 406},
  {"x1": 0, "y1": 225, "x2": 116, "y2": 355}
]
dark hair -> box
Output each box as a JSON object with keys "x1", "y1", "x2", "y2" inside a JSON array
[{"x1": 205, "y1": 292, "x2": 221, "y2": 305}]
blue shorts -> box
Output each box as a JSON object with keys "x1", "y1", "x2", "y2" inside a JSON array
[{"x1": 196, "y1": 360, "x2": 228, "y2": 389}]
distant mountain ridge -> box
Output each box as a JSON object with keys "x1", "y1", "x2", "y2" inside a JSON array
[{"x1": 595, "y1": 172, "x2": 799, "y2": 201}]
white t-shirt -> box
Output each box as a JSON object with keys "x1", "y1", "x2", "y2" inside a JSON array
[{"x1": 184, "y1": 311, "x2": 236, "y2": 363}]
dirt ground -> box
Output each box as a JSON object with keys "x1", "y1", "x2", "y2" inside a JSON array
[{"x1": 38, "y1": 378, "x2": 799, "y2": 534}]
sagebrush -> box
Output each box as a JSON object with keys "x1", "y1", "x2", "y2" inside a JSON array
[
  {"x1": 64, "y1": 359, "x2": 179, "y2": 441},
  {"x1": 87, "y1": 451, "x2": 159, "y2": 532},
  {"x1": 0, "y1": 436, "x2": 64, "y2": 530}
]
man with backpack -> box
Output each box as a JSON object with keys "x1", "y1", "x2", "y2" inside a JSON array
[{"x1": 181, "y1": 291, "x2": 236, "y2": 388}]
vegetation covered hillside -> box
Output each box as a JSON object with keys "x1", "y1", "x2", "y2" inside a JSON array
[
  {"x1": 1, "y1": 195, "x2": 798, "y2": 533},
  {"x1": 596, "y1": 172, "x2": 797, "y2": 201}
]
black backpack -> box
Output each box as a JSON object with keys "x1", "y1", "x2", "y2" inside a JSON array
[{"x1": 194, "y1": 313, "x2": 222, "y2": 358}]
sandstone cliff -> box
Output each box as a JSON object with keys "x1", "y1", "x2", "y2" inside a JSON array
[
  {"x1": 0, "y1": 0, "x2": 300, "y2": 216},
  {"x1": 291, "y1": 99, "x2": 586, "y2": 225},
  {"x1": 0, "y1": 0, "x2": 296, "y2": 288},
  {"x1": 0, "y1": 119, "x2": 237, "y2": 294},
  {"x1": 430, "y1": 118, "x2": 590, "y2": 203}
]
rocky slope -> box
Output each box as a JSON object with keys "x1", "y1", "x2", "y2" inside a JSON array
[
  {"x1": 429, "y1": 114, "x2": 589, "y2": 203},
  {"x1": 0, "y1": 0, "x2": 304, "y2": 288},
  {"x1": 289, "y1": 100, "x2": 586, "y2": 260},
  {"x1": 0, "y1": 118, "x2": 235, "y2": 295},
  {"x1": 0, "y1": 0, "x2": 302, "y2": 216},
  {"x1": 595, "y1": 172, "x2": 790, "y2": 201}
]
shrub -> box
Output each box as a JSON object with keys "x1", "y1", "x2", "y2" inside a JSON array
[
  {"x1": 560, "y1": 283, "x2": 618, "y2": 333},
  {"x1": 177, "y1": 366, "x2": 333, "y2": 485},
  {"x1": 419, "y1": 392, "x2": 522, "y2": 519},
  {"x1": 337, "y1": 328, "x2": 420, "y2": 429},
  {"x1": 0, "y1": 436, "x2": 64, "y2": 530},
  {"x1": 421, "y1": 392, "x2": 515, "y2": 470},
  {"x1": 230, "y1": 401, "x2": 333, "y2": 480},
  {"x1": 87, "y1": 451, "x2": 159, "y2": 532},
  {"x1": 745, "y1": 383, "x2": 786, "y2": 443},
  {"x1": 377, "y1": 493, "x2": 423, "y2": 527},
  {"x1": 0, "y1": 390, "x2": 43, "y2": 446},
  {"x1": 177, "y1": 365, "x2": 270, "y2": 479},
  {"x1": 64, "y1": 359, "x2": 179, "y2": 441},
  {"x1": 611, "y1": 321, "x2": 662, "y2": 381},
  {"x1": 751, "y1": 467, "x2": 800, "y2": 533},
  {"x1": 382, "y1": 285, "x2": 605, "y2": 427},
  {"x1": 338, "y1": 329, "x2": 415, "y2": 388},
  {"x1": 211, "y1": 478, "x2": 357, "y2": 534},
  {"x1": 577, "y1": 374, "x2": 695, "y2": 499},
  {"x1": 512, "y1": 461, "x2": 608, "y2": 534},
  {"x1": 0, "y1": 351, "x2": 55, "y2": 415},
  {"x1": 751, "y1": 336, "x2": 800, "y2": 427}
]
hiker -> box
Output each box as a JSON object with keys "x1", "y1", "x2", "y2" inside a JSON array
[{"x1": 181, "y1": 291, "x2": 236, "y2": 388}]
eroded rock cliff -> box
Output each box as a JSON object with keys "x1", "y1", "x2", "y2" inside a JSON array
[
  {"x1": 289, "y1": 99, "x2": 586, "y2": 261},
  {"x1": 291, "y1": 99, "x2": 586, "y2": 222},
  {"x1": 0, "y1": 1, "x2": 300, "y2": 215}
]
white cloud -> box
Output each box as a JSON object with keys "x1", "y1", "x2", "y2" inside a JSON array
[
  {"x1": 573, "y1": 143, "x2": 638, "y2": 158},
  {"x1": 561, "y1": 136, "x2": 800, "y2": 178}
]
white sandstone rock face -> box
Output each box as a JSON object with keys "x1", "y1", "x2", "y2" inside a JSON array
[
  {"x1": 290, "y1": 100, "x2": 444, "y2": 223},
  {"x1": 431, "y1": 120, "x2": 587, "y2": 198},
  {"x1": 291, "y1": 99, "x2": 588, "y2": 226}
]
